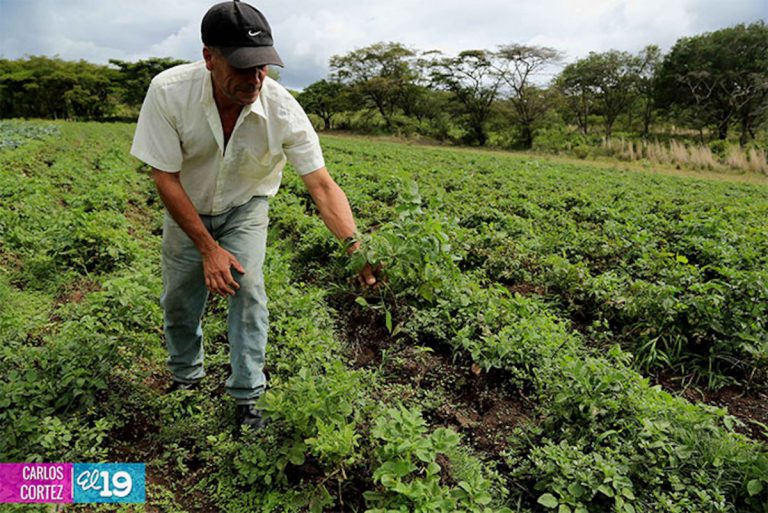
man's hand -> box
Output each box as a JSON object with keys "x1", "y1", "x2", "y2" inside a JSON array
[
  {"x1": 300, "y1": 168, "x2": 381, "y2": 286},
  {"x1": 357, "y1": 261, "x2": 379, "y2": 287},
  {"x1": 202, "y1": 245, "x2": 245, "y2": 296},
  {"x1": 348, "y1": 241, "x2": 380, "y2": 287}
]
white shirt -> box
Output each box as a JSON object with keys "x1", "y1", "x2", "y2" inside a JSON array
[{"x1": 130, "y1": 60, "x2": 325, "y2": 215}]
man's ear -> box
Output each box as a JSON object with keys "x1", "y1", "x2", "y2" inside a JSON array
[{"x1": 203, "y1": 47, "x2": 214, "y2": 71}]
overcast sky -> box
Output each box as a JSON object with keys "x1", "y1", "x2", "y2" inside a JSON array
[{"x1": 1, "y1": 0, "x2": 766, "y2": 90}]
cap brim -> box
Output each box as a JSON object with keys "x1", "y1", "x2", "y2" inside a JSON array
[{"x1": 219, "y1": 46, "x2": 284, "y2": 68}]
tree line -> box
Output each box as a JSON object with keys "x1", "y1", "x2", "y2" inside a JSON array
[
  {"x1": 297, "y1": 21, "x2": 767, "y2": 149},
  {"x1": 0, "y1": 57, "x2": 188, "y2": 120},
  {"x1": 1, "y1": 21, "x2": 765, "y2": 151}
]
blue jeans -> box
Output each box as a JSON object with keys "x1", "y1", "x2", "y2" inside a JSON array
[{"x1": 160, "y1": 196, "x2": 269, "y2": 405}]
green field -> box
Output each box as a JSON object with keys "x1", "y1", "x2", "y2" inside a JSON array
[{"x1": 1, "y1": 121, "x2": 767, "y2": 512}]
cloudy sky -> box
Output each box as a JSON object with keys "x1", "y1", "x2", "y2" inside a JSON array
[{"x1": 1, "y1": 0, "x2": 765, "y2": 90}]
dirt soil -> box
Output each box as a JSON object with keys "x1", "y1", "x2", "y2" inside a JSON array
[
  {"x1": 97, "y1": 373, "x2": 220, "y2": 513},
  {"x1": 340, "y1": 303, "x2": 535, "y2": 458}
]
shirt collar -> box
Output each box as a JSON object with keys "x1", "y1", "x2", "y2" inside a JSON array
[
  {"x1": 248, "y1": 90, "x2": 267, "y2": 120},
  {"x1": 200, "y1": 68, "x2": 268, "y2": 120},
  {"x1": 200, "y1": 67, "x2": 214, "y2": 106}
]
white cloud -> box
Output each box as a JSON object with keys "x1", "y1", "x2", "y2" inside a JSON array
[
  {"x1": 1, "y1": 0, "x2": 765, "y2": 89},
  {"x1": 140, "y1": 21, "x2": 202, "y2": 62}
]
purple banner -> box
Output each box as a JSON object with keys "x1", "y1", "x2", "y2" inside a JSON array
[{"x1": 0, "y1": 463, "x2": 73, "y2": 503}]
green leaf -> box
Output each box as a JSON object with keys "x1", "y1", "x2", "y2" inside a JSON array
[
  {"x1": 355, "y1": 296, "x2": 369, "y2": 307},
  {"x1": 597, "y1": 484, "x2": 614, "y2": 497},
  {"x1": 375, "y1": 460, "x2": 416, "y2": 479},
  {"x1": 349, "y1": 251, "x2": 368, "y2": 273},
  {"x1": 674, "y1": 445, "x2": 694, "y2": 460},
  {"x1": 385, "y1": 310, "x2": 393, "y2": 333},
  {"x1": 417, "y1": 282, "x2": 434, "y2": 301},
  {"x1": 567, "y1": 483, "x2": 585, "y2": 498},
  {"x1": 287, "y1": 442, "x2": 306, "y2": 466},
  {"x1": 538, "y1": 493, "x2": 559, "y2": 509},
  {"x1": 747, "y1": 479, "x2": 763, "y2": 496},
  {"x1": 621, "y1": 488, "x2": 635, "y2": 500},
  {"x1": 426, "y1": 461, "x2": 441, "y2": 476}
]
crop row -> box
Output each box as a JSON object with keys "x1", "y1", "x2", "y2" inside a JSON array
[
  {"x1": 0, "y1": 122, "x2": 513, "y2": 511},
  {"x1": 271, "y1": 161, "x2": 768, "y2": 512},
  {"x1": 313, "y1": 137, "x2": 768, "y2": 388}
]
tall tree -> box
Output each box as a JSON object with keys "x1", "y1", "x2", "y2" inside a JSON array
[
  {"x1": 635, "y1": 45, "x2": 662, "y2": 139},
  {"x1": 296, "y1": 79, "x2": 346, "y2": 130},
  {"x1": 557, "y1": 50, "x2": 638, "y2": 140},
  {"x1": 109, "y1": 57, "x2": 189, "y2": 111},
  {"x1": 493, "y1": 44, "x2": 563, "y2": 148},
  {"x1": 657, "y1": 22, "x2": 768, "y2": 144},
  {"x1": 428, "y1": 49, "x2": 503, "y2": 145},
  {"x1": 329, "y1": 42, "x2": 419, "y2": 131},
  {"x1": 555, "y1": 59, "x2": 595, "y2": 136}
]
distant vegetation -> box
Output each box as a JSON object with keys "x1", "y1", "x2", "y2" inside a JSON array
[
  {"x1": 1, "y1": 21, "x2": 766, "y2": 171},
  {"x1": 298, "y1": 21, "x2": 767, "y2": 172},
  {"x1": 0, "y1": 56, "x2": 187, "y2": 120}
]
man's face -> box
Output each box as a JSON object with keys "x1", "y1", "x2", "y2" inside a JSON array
[{"x1": 204, "y1": 47, "x2": 267, "y2": 107}]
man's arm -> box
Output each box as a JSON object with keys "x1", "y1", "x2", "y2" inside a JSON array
[
  {"x1": 152, "y1": 168, "x2": 245, "y2": 296},
  {"x1": 300, "y1": 167, "x2": 377, "y2": 285}
]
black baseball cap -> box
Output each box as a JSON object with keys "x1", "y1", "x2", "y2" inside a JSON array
[{"x1": 201, "y1": 1, "x2": 284, "y2": 68}]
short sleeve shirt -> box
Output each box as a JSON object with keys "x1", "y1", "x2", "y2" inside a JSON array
[{"x1": 130, "y1": 60, "x2": 325, "y2": 215}]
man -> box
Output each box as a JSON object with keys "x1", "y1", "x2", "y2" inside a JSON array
[{"x1": 130, "y1": 0, "x2": 376, "y2": 429}]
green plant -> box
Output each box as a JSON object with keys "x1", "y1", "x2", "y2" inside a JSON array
[{"x1": 364, "y1": 406, "x2": 510, "y2": 513}]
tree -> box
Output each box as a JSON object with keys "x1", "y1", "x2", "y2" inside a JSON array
[
  {"x1": 635, "y1": 45, "x2": 662, "y2": 139},
  {"x1": 428, "y1": 49, "x2": 503, "y2": 145},
  {"x1": 296, "y1": 79, "x2": 346, "y2": 130},
  {"x1": 657, "y1": 22, "x2": 768, "y2": 144},
  {"x1": 493, "y1": 44, "x2": 563, "y2": 148},
  {"x1": 557, "y1": 50, "x2": 638, "y2": 140},
  {"x1": 329, "y1": 42, "x2": 419, "y2": 131},
  {"x1": 555, "y1": 59, "x2": 595, "y2": 136},
  {"x1": 0, "y1": 56, "x2": 119, "y2": 119},
  {"x1": 109, "y1": 57, "x2": 188, "y2": 111}
]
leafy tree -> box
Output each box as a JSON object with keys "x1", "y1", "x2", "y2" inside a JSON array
[
  {"x1": 0, "y1": 56, "x2": 119, "y2": 119},
  {"x1": 657, "y1": 22, "x2": 768, "y2": 144},
  {"x1": 428, "y1": 49, "x2": 503, "y2": 145},
  {"x1": 635, "y1": 45, "x2": 662, "y2": 139},
  {"x1": 555, "y1": 60, "x2": 595, "y2": 136},
  {"x1": 557, "y1": 50, "x2": 638, "y2": 139},
  {"x1": 493, "y1": 44, "x2": 564, "y2": 148},
  {"x1": 109, "y1": 57, "x2": 188, "y2": 110},
  {"x1": 329, "y1": 42, "x2": 420, "y2": 131},
  {"x1": 296, "y1": 79, "x2": 346, "y2": 130}
]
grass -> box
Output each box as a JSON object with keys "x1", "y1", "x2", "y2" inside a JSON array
[{"x1": 321, "y1": 131, "x2": 768, "y2": 186}]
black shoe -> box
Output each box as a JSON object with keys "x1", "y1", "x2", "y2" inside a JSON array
[
  {"x1": 236, "y1": 404, "x2": 267, "y2": 430},
  {"x1": 167, "y1": 380, "x2": 200, "y2": 393}
]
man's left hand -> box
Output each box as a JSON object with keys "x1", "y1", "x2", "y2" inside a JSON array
[
  {"x1": 358, "y1": 261, "x2": 379, "y2": 287},
  {"x1": 347, "y1": 241, "x2": 380, "y2": 287}
]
